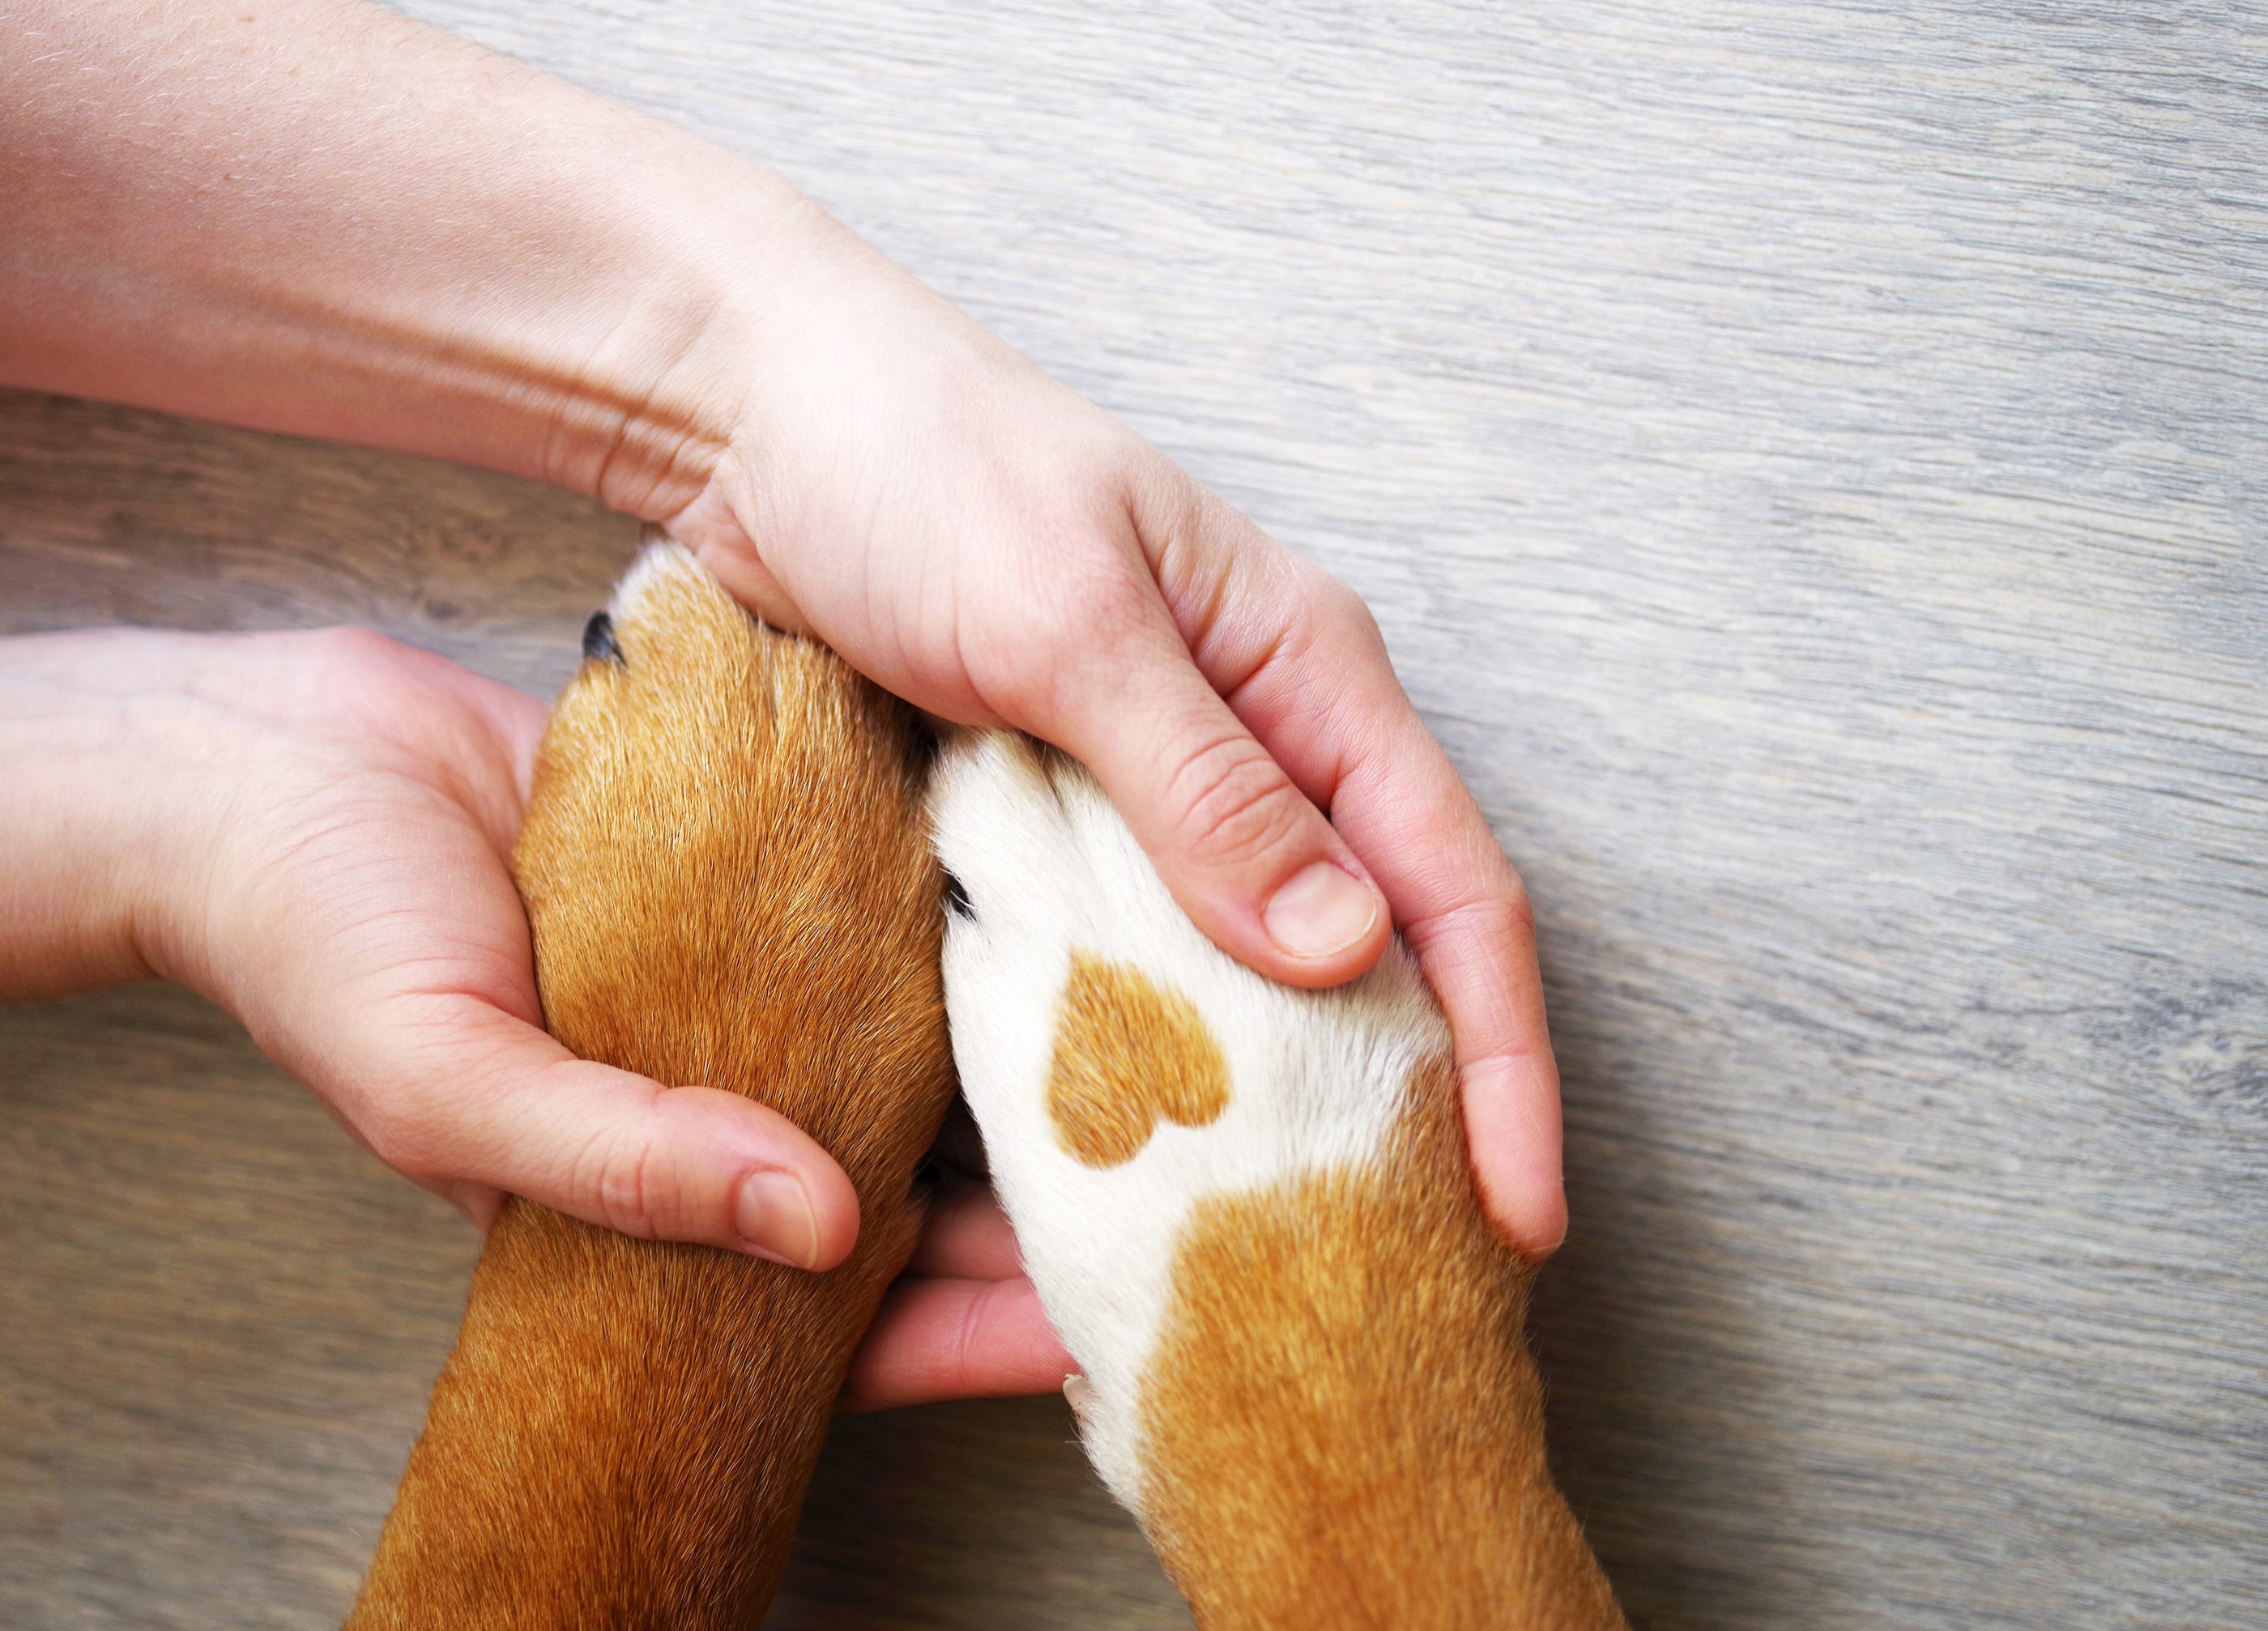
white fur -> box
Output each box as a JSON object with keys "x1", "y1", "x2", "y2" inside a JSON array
[
  {"x1": 930, "y1": 732, "x2": 1448, "y2": 1510},
  {"x1": 608, "y1": 536, "x2": 701, "y2": 621}
]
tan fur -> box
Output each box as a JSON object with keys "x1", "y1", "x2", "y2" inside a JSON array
[
  {"x1": 1047, "y1": 953, "x2": 1231, "y2": 1168},
  {"x1": 346, "y1": 553, "x2": 954, "y2": 1629},
  {"x1": 1137, "y1": 1055, "x2": 1626, "y2": 1631}
]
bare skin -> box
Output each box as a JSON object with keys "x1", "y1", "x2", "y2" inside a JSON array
[{"x1": 0, "y1": 0, "x2": 1565, "y2": 1404}]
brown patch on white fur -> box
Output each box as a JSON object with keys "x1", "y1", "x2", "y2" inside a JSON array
[
  {"x1": 1136, "y1": 1054, "x2": 1627, "y2": 1631},
  {"x1": 346, "y1": 551, "x2": 955, "y2": 1629},
  {"x1": 1047, "y1": 952, "x2": 1231, "y2": 1167}
]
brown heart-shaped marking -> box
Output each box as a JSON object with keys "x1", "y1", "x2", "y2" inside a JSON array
[{"x1": 1047, "y1": 952, "x2": 1231, "y2": 1168}]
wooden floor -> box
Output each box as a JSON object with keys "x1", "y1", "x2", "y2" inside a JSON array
[{"x1": 5, "y1": 3, "x2": 2266, "y2": 1628}]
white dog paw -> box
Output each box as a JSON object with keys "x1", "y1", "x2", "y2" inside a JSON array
[{"x1": 928, "y1": 731, "x2": 1453, "y2": 1507}]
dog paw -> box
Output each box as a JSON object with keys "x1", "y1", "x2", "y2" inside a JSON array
[{"x1": 929, "y1": 730, "x2": 1451, "y2": 1505}]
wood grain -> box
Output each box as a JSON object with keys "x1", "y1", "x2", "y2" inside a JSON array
[{"x1": 4, "y1": 1, "x2": 2266, "y2": 1627}]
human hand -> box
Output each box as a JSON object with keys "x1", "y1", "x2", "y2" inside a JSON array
[
  {"x1": 668, "y1": 220, "x2": 1566, "y2": 1257},
  {"x1": 0, "y1": 625, "x2": 1072, "y2": 1403},
  {"x1": 0, "y1": 0, "x2": 1562, "y2": 1261},
  {"x1": 845, "y1": 1167, "x2": 1074, "y2": 1412}
]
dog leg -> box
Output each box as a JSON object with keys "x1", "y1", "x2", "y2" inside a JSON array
[
  {"x1": 932, "y1": 732, "x2": 1626, "y2": 1631},
  {"x1": 347, "y1": 544, "x2": 955, "y2": 1630}
]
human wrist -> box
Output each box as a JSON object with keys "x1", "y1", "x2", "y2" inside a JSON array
[
  {"x1": 525, "y1": 147, "x2": 857, "y2": 525},
  {"x1": 0, "y1": 631, "x2": 221, "y2": 1002}
]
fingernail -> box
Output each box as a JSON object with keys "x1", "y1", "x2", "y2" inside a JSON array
[
  {"x1": 737, "y1": 1169, "x2": 821, "y2": 1268},
  {"x1": 1262, "y1": 862, "x2": 1381, "y2": 959}
]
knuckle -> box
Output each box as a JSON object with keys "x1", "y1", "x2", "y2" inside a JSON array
[
  {"x1": 978, "y1": 555, "x2": 1158, "y2": 718},
  {"x1": 1124, "y1": 462, "x2": 1213, "y2": 568},
  {"x1": 1328, "y1": 577, "x2": 1383, "y2": 645},
  {"x1": 305, "y1": 624, "x2": 408, "y2": 679},
  {"x1": 1418, "y1": 887, "x2": 1537, "y2": 959},
  {"x1": 1166, "y1": 735, "x2": 1313, "y2": 872},
  {"x1": 1297, "y1": 566, "x2": 1383, "y2": 654},
  {"x1": 360, "y1": 1109, "x2": 447, "y2": 1186},
  {"x1": 575, "y1": 1125, "x2": 662, "y2": 1240},
  {"x1": 293, "y1": 626, "x2": 433, "y2": 720},
  {"x1": 1496, "y1": 881, "x2": 1537, "y2": 946},
  {"x1": 1052, "y1": 556, "x2": 1154, "y2": 646}
]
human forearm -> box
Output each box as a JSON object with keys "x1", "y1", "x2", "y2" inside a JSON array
[{"x1": 0, "y1": 0, "x2": 820, "y2": 516}]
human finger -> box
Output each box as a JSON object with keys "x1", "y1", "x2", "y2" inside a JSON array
[
  {"x1": 1264, "y1": 680, "x2": 1565, "y2": 1255},
  {"x1": 838, "y1": 1274, "x2": 1073, "y2": 1412},
  {"x1": 1132, "y1": 488, "x2": 1567, "y2": 1256},
  {"x1": 343, "y1": 993, "x2": 863, "y2": 1267},
  {"x1": 905, "y1": 1182, "x2": 1024, "y2": 1280},
  {"x1": 1346, "y1": 722, "x2": 1566, "y2": 1257},
  {"x1": 1004, "y1": 551, "x2": 1390, "y2": 990}
]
